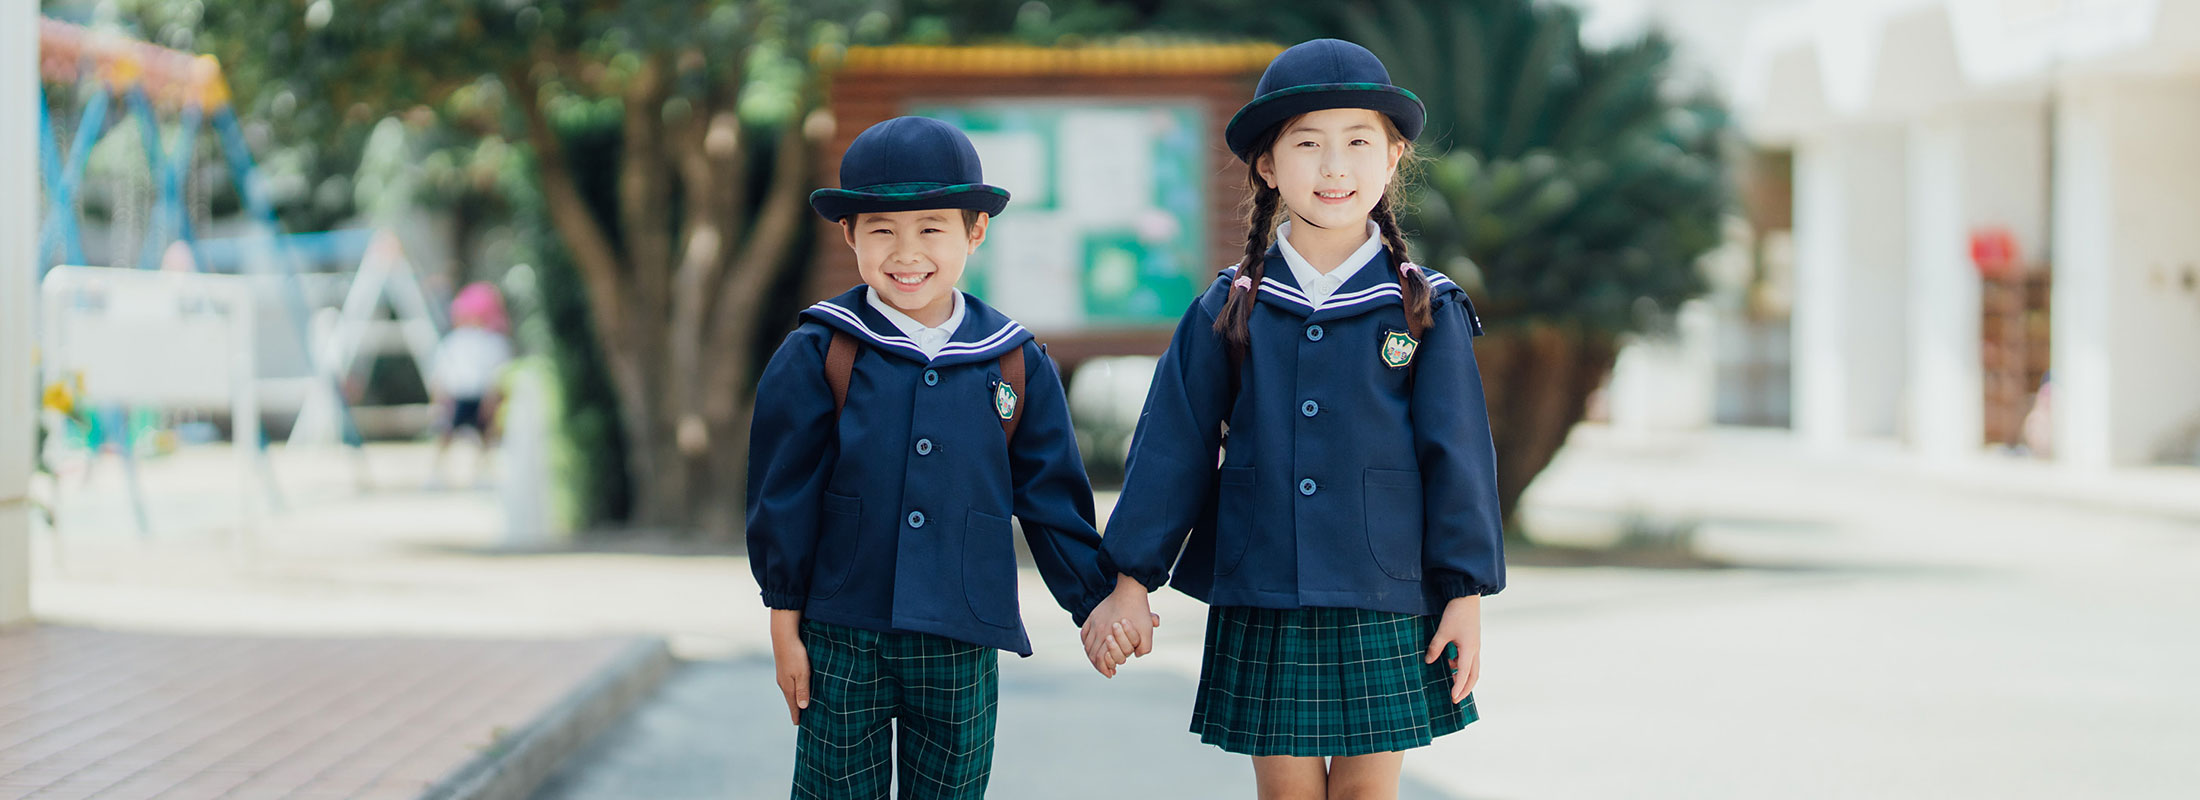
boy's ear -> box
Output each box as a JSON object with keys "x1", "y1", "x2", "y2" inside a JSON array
[
  {"x1": 966, "y1": 212, "x2": 990, "y2": 252},
  {"x1": 841, "y1": 217, "x2": 860, "y2": 249}
]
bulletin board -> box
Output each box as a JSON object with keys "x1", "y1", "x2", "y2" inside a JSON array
[{"x1": 908, "y1": 100, "x2": 1209, "y2": 330}]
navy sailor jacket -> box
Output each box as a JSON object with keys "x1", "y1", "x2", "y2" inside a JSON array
[
  {"x1": 1097, "y1": 245, "x2": 1507, "y2": 615},
  {"x1": 745, "y1": 286, "x2": 1112, "y2": 656}
]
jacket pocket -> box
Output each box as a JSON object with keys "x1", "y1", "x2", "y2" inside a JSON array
[
  {"x1": 964, "y1": 509, "x2": 1021, "y2": 628},
  {"x1": 1362, "y1": 468, "x2": 1424, "y2": 581},
  {"x1": 809, "y1": 491, "x2": 864, "y2": 600},
  {"x1": 1211, "y1": 466, "x2": 1259, "y2": 576}
]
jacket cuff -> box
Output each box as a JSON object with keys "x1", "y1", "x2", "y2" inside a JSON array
[
  {"x1": 1096, "y1": 550, "x2": 1169, "y2": 594},
  {"x1": 1430, "y1": 571, "x2": 1500, "y2": 601},
  {"x1": 1067, "y1": 588, "x2": 1107, "y2": 628},
  {"x1": 761, "y1": 590, "x2": 808, "y2": 610}
]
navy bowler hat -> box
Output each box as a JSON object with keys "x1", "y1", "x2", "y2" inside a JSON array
[
  {"x1": 810, "y1": 116, "x2": 1010, "y2": 222},
  {"x1": 1224, "y1": 39, "x2": 1426, "y2": 163}
]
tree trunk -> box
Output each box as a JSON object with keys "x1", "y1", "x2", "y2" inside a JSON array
[
  {"x1": 698, "y1": 396, "x2": 756, "y2": 543},
  {"x1": 1472, "y1": 323, "x2": 1619, "y2": 537},
  {"x1": 511, "y1": 59, "x2": 818, "y2": 540}
]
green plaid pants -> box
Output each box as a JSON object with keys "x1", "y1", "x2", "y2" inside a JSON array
[{"x1": 793, "y1": 620, "x2": 999, "y2": 799}]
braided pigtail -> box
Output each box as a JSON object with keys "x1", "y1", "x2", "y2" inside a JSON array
[
  {"x1": 1214, "y1": 127, "x2": 1290, "y2": 363},
  {"x1": 1370, "y1": 192, "x2": 1433, "y2": 340}
]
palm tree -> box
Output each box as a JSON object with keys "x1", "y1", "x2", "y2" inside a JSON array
[{"x1": 1346, "y1": 0, "x2": 1735, "y2": 529}]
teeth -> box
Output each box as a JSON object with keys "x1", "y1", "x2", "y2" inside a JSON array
[
  {"x1": 1317, "y1": 191, "x2": 1352, "y2": 198},
  {"x1": 893, "y1": 274, "x2": 925, "y2": 285}
]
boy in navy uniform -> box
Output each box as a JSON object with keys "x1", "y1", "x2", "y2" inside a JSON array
[{"x1": 746, "y1": 116, "x2": 1119, "y2": 799}]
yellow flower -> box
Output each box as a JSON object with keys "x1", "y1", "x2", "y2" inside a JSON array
[{"x1": 41, "y1": 380, "x2": 73, "y2": 415}]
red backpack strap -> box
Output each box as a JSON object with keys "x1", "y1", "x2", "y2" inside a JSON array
[
  {"x1": 998, "y1": 345, "x2": 1027, "y2": 441},
  {"x1": 825, "y1": 331, "x2": 858, "y2": 417}
]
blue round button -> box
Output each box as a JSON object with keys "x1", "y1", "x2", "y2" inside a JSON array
[
  {"x1": 1306, "y1": 325, "x2": 1324, "y2": 341},
  {"x1": 916, "y1": 438, "x2": 933, "y2": 455},
  {"x1": 923, "y1": 369, "x2": 939, "y2": 386},
  {"x1": 1299, "y1": 478, "x2": 1317, "y2": 496},
  {"x1": 907, "y1": 510, "x2": 926, "y2": 528},
  {"x1": 1301, "y1": 400, "x2": 1319, "y2": 417}
]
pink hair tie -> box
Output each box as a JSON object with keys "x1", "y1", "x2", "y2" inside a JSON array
[
  {"x1": 1233, "y1": 275, "x2": 1254, "y2": 290},
  {"x1": 1400, "y1": 263, "x2": 1422, "y2": 275}
]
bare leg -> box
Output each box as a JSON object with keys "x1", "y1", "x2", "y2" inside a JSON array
[
  {"x1": 1325, "y1": 752, "x2": 1405, "y2": 800},
  {"x1": 1253, "y1": 755, "x2": 1328, "y2": 800},
  {"x1": 426, "y1": 395, "x2": 452, "y2": 488},
  {"x1": 428, "y1": 429, "x2": 455, "y2": 488},
  {"x1": 472, "y1": 392, "x2": 500, "y2": 487}
]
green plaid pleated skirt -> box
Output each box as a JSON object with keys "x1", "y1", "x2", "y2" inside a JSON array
[{"x1": 1189, "y1": 606, "x2": 1476, "y2": 757}]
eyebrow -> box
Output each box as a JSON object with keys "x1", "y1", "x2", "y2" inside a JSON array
[{"x1": 1286, "y1": 123, "x2": 1380, "y2": 135}]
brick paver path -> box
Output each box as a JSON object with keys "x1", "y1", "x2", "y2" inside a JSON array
[{"x1": 0, "y1": 627, "x2": 633, "y2": 800}]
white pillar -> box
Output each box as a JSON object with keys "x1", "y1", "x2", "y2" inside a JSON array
[
  {"x1": 1906, "y1": 104, "x2": 2050, "y2": 462},
  {"x1": 1793, "y1": 128, "x2": 1911, "y2": 448},
  {"x1": 1607, "y1": 300, "x2": 1719, "y2": 432},
  {"x1": 2051, "y1": 77, "x2": 2200, "y2": 469},
  {"x1": 1906, "y1": 117, "x2": 1974, "y2": 459},
  {"x1": 3, "y1": 0, "x2": 39, "y2": 626}
]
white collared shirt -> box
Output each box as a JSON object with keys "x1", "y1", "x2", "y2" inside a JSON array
[
  {"x1": 1275, "y1": 219, "x2": 1385, "y2": 307},
  {"x1": 866, "y1": 287, "x2": 967, "y2": 359}
]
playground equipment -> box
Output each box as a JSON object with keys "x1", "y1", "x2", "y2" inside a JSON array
[
  {"x1": 293, "y1": 230, "x2": 443, "y2": 448},
  {"x1": 36, "y1": 17, "x2": 368, "y2": 456}
]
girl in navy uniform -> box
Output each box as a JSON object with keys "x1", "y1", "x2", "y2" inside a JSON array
[
  {"x1": 1080, "y1": 39, "x2": 1506, "y2": 798},
  {"x1": 747, "y1": 116, "x2": 1116, "y2": 800}
]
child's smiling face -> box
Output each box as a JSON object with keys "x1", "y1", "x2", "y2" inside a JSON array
[
  {"x1": 843, "y1": 209, "x2": 988, "y2": 326},
  {"x1": 1257, "y1": 108, "x2": 1406, "y2": 232}
]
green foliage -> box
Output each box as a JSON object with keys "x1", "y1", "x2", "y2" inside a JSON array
[
  {"x1": 1349, "y1": 0, "x2": 1733, "y2": 334},
  {"x1": 1147, "y1": 0, "x2": 1734, "y2": 335},
  {"x1": 898, "y1": 0, "x2": 1140, "y2": 44},
  {"x1": 104, "y1": 0, "x2": 1135, "y2": 530}
]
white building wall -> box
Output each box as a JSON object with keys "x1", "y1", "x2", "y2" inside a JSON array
[
  {"x1": 3, "y1": 0, "x2": 38, "y2": 626},
  {"x1": 2053, "y1": 77, "x2": 2200, "y2": 467}
]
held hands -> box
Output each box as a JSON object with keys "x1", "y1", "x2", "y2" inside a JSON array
[
  {"x1": 1079, "y1": 574, "x2": 1159, "y2": 678},
  {"x1": 770, "y1": 609, "x2": 810, "y2": 725},
  {"x1": 1425, "y1": 595, "x2": 1483, "y2": 703}
]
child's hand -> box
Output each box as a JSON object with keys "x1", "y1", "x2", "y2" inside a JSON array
[
  {"x1": 1425, "y1": 595, "x2": 1483, "y2": 703},
  {"x1": 1080, "y1": 575, "x2": 1158, "y2": 678},
  {"x1": 771, "y1": 609, "x2": 810, "y2": 724},
  {"x1": 1088, "y1": 615, "x2": 1161, "y2": 675}
]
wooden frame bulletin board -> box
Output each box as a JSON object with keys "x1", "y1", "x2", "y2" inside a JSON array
[{"x1": 809, "y1": 44, "x2": 1280, "y2": 374}]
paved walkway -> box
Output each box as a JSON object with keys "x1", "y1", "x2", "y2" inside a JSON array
[
  {"x1": 541, "y1": 427, "x2": 2200, "y2": 799},
  {"x1": 530, "y1": 650, "x2": 1463, "y2": 800},
  {"x1": 11, "y1": 443, "x2": 680, "y2": 800},
  {"x1": 17, "y1": 431, "x2": 2200, "y2": 798},
  {"x1": 0, "y1": 627, "x2": 653, "y2": 800}
]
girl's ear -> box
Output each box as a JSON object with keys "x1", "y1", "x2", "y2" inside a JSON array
[
  {"x1": 1385, "y1": 140, "x2": 1406, "y2": 186},
  {"x1": 1255, "y1": 152, "x2": 1279, "y2": 190},
  {"x1": 966, "y1": 212, "x2": 990, "y2": 252}
]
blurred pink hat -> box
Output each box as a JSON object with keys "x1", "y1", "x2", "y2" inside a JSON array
[{"x1": 451, "y1": 281, "x2": 508, "y2": 333}]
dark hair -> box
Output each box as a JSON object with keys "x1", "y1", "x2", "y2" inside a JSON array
[
  {"x1": 1212, "y1": 113, "x2": 1430, "y2": 361},
  {"x1": 841, "y1": 208, "x2": 985, "y2": 235}
]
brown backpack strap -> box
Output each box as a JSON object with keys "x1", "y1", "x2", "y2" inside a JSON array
[
  {"x1": 825, "y1": 331, "x2": 858, "y2": 416},
  {"x1": 999, "y1": 344, "x2": 1026, "y2": 441}
]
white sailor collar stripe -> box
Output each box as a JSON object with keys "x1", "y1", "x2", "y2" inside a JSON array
[
  {"x1": 800, "y1": 288, "x2": 1032, "y2": 365},
  {"x1": 1221, "y1": 257, "x2": 1456, "y2": 321}
]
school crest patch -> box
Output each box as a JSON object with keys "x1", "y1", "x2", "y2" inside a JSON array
[
  {"x1": 1381, "y1": 330, "x2": 1419, "y2": 368},
  {"x1": 993, "y1": 380, "x2": 1019, "y2": 420}
]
